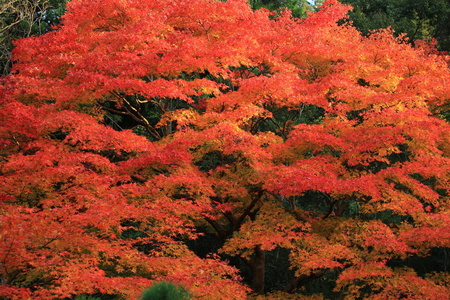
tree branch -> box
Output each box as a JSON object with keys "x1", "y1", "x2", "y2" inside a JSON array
[
  {"x1": 235, "y1": 190, "x2": 264, "y2": 227},
  {"x1": 109, "y1": 91, "x2": 162, "y2": 140},
  {"x1": 204, "y1": 216, "x2": 227, "y2": 242}
]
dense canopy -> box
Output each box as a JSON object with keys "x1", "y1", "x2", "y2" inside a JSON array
[{"x1": 1, "y1": 0, "x2": 450, "y2": 299}]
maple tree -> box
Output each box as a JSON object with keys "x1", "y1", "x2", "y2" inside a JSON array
[{"x1": 1, "y1": 0, "x2": 450, "y2": 299}]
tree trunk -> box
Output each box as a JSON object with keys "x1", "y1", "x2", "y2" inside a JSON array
[{"x1": 249, "y1": 246, "x2": 266, "y2": 294}]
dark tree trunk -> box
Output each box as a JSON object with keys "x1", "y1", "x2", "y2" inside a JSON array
[{"x1": 249, "y1": 246, "x2": 266, "y2": 294}]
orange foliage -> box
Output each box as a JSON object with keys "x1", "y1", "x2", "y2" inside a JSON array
[{"x1": 1, "y1": 0, "x2": 450, "y2": 298}]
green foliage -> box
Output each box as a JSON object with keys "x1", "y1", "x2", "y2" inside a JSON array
[
  {"x1": 141, "y1": 282, "x2": 192, "y2": 300},
  {"x1": 249, "y1": 0, "x2": 311, "y2": 18},
  {"x1": 73, "y1": 295, "x2": 102, "y2": 300},
  {"x1": 341, "y1": 0, "x2": 450, "y2": 51},
  {"x1": 64, "y1": 293, "x2": 122, "y2": 300}
]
